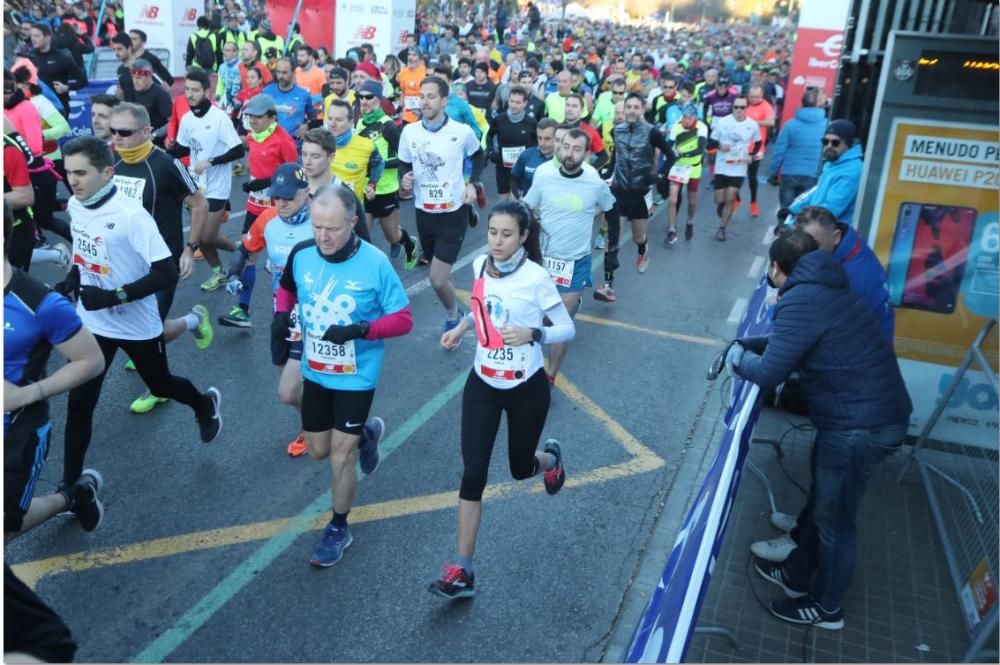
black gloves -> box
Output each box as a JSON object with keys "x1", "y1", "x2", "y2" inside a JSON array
[
  {"x1": 79, "y1": 286, "x2": 120, "y2": 311},
  {"x1": 321, "y1": 322, "x2": 368, "y2": 345},
  {"x1": 53, "y1": 266, "x2": 81, "y2": 301},
  {"x1": 241, "y1": 178, "x2": 270, "y2": 193}
]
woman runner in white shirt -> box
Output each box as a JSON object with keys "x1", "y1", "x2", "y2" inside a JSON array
[{"x1": 429, "y1": 200, "x2": 575, "y2": 600}]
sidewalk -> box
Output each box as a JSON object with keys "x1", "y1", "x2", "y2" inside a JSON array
[{"x1": 605, "y1": 401, "x2": 973, "y2": 663}]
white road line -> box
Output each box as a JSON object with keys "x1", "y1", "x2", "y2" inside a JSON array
[
  {"x1": 747, "y1": 255, "x2": 765, "y2": 279},
  {"x1": 727, "y1": 297, "x2": 748, "y2": 325},
  {"x1": 404, "y1": 242, "x2": 489, "y2": 297},
  {"x1": 762, "y1": 224, "x2": 775, "y2": 245}
]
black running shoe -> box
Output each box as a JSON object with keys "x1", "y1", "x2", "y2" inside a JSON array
[
  {"x1": 198, "y1": 387, "x2": 222, "y2": 443},
  {"x1": 770, "y1": 596, "x2": 844, "y2": 630},
  {"x1": 542, "y1": 439, "x2": 565, "y2": 495},
  {"x1": 70, "y1": 469, "x2": 105, "y2": 532},
  {"x1": 428, "y1": 564, "x2": 476, "y2": 599},
  {"x1": 754, "y1": 558, "x2": 808, "y2": 598}
]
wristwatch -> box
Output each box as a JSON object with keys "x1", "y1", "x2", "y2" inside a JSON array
[
  {"x1": 186, "y1": 242, "x2": 200, "y2": 252},
  {"x1": 531, "y1": 328, "x2": 543, "y2": 344},
  {"x1": 115, "y1": 288, "x2": 128, "y2": 303}
]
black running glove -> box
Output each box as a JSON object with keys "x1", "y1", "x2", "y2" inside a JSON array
[
  {"x1": 321, "y1": 322, "x2": 368, "y2": 345},
  {"x1": 79, "y1": 286, "x2": 120, "y2": 311}
]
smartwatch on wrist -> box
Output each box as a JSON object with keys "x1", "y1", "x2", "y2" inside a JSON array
[
  {"x1": 115, "y1": 288, "x2": 128, "y2": 303},
  {"x1": 186, "y1": 242, "x2": 199, "y2": 252},
  {"x1": 531, "y1": 328, "x2": 543, "y2": 344}
]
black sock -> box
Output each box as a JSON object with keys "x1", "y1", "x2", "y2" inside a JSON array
[
  {"x1": 604, "y1": 270, "x2": 614, "y2": 287},
  {"x1": 638, "y1": 241, "x2": 647, "y2": 256},
  {"x1": 238, "y1": 303, "x2": 249, "y2": 313},
  {"x1": 400, "y1": 228, "x2": 415, "y2": 253},
  {"x1": 332, "y1": 511, "x2": 349, "y2": 528}
]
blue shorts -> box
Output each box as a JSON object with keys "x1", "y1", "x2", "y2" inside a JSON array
[{"x1": 556, "y1": 254, "x2": 593, "y2": 294}]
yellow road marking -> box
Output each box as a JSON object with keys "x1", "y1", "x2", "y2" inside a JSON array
[
  {"x1": 12, "y1": 372, "x2": 664, "y2": 589},
  {"x1": 454, "y1": 288, "x2": 721, "y2": 347}
]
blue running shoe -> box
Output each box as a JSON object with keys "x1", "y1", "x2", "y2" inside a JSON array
[
  {"x1": 443, "y1": 307, "x2": 466, "y2": 333},
  {"x1": 390, "y1": 243, "x2": 402, "y2": 259},
  {"x1": 359, "y1": 417, "x2": 384, "y2": 475},
  {"x1": 310, "y1": 523, "x2": 353, "y2": 567}
]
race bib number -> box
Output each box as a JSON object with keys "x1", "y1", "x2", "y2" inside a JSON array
[
  {"x1": 420, "y1": 181, "x2": 454, "y2": 211},
  {"x1": 477, "y1": 344, "x2": 528, "y2": 382},
  {"x1": 247, "y1": 188, "x2": 271, "y2": 209},
  {"x1": 668, "y1": 163, "x2": 692, "y2": 184},
  {"x1": 305, "y1": 331, "x2": 357, "y2": 375},
  {"x1": 726, "y1": 146, "x2": 745, "y2": 164},
  {"x1": 73, "y1": 229, "x2": 111, "y2": 277},
  {"x1": 544, "y1": 256, "x2": 574, "y2": 288},
  {"x1": 404, "y1": 96, "x2": 420, "y2": 111},
  {"x1": 113, "y1": 175, "x2": 146, "y2": 202},
  {"x1": 644, "y1": 188, "x2": 654, "y2": 215},
  {"x1": 501, "y1": 146, "x2": 525, "y2": 168}
]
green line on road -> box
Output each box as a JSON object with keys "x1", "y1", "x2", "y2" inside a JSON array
[{"x1": 130, "y1": 370, "x2": 469, "y2": 663}]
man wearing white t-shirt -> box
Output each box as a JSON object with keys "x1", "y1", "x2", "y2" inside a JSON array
[
  {"x1": 398, "y1": 76, "x2": 485, "y2": 331},
  {"x1": 708, "y1": 94, "x2": 760, "y2": 241},
  {"x1": 171, "y1": 69, "x2": 246, "y2": 291},
  {"x1": 55, "y1": 136, "x2": 222, "y2": 492}
]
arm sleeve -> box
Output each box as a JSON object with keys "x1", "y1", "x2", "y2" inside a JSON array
[
  {"x1": 166, "y1": 142, "x2": 191, "y2": 158},
  {"x1": 121, "y1": 257, "x2": 179, "y2": 302},
  {"x1": 209, "y1": 143, "x2": 245, "y2": 166},
  {"x1": 381, "y1": 121, "x2": 400, "y2": 168},
  {"x1": 468, "y1": 148, "x2": 485, "y2": 182},
  {"x1": 539, "y1": 300, "x2": 575, "y2": 344},
  {"x1": 366, "y1": 305, "x2": 414, "y2": 340},
  {"x1": 150, "y1": 54, "x2": 174, "y2": 86},
  {"x1": 40, "y1": 105, "x2": 70, "y2": 141},
  {"x1": 677, "y1": 137, "x2": 707, "y2": 159}
]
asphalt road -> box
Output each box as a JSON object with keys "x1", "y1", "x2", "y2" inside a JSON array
[{"x1": 9, "y1": 162, "x2": 781, "y2": 662}]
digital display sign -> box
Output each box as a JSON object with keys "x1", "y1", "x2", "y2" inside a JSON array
[{"x1": 915, "y1": 50, "x2": 1000, "y2": 101}]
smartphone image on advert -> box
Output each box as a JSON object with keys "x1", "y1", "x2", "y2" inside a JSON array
[{"x1": 890, "y1": 203, "x2": 978, "y2": 314}]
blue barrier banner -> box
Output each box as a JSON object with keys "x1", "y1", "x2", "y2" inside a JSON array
[
  {"x1": 625, "y1": 275, "x2": 773, "y2": 663},
  {"x1": 66, "y1": 80, "x2": 119, "y2": 141}
]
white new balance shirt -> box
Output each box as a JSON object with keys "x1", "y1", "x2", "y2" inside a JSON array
[
  {"x1": 177, "y1": 104, "x2": 242, "y2": 200},
  {"x1": 398, "y1": 117, "x2": 480, "y2": 214},
  {"x1": 68, "y1": 187, "x2": 171, "y2": 340}
]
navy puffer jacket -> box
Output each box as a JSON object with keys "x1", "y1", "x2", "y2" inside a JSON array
[{"x1": 737, "y1": 250, "x2": 912, "y2": 431}]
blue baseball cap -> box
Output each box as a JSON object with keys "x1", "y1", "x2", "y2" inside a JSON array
[{"x1": 270, "y1": 163, "x2": 309, "y2": 199}]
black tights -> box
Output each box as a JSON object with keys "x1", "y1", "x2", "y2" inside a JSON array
[
  {"x1": 459, "y1": 369, "x2": 550, "y2": 501},
  {"x1": 62, "y1": 334, "x2": 210, "y2": 486},
  {"x1": 747, "y1": 159, "x2": 761, "y2": 203},
  {"x1": 31, "y1": 169, "x2": 72, "y2": 243}
]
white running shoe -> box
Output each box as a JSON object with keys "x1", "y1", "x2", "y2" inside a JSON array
[
  {"x1": 750, "y1": 533, "x2": 796, "y2": 562},
  {"x1": 770, "y1": 511, "x2": 797, "y2": 533}
]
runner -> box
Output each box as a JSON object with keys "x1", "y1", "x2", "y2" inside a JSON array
[
  {"x1": 220, "y1": 94, "x2": 298, "y2": 327},
  {"x1": 296, "y1": 128, "x2": 372, "y2": 243},
  {"x1": 743, "y1": 84, "x2": 775, "y2": 219},
  {"x1": 110, "y1": 101, "x2": 215, "y2": 414},
  {"x1": 169, "y1": 69, "x2": 244, "y2": 290},
  {"x1": 523, "y1": 127, "x2": 617, "y2": 378},
  {"x1": 485, "y1": 85, "x2": 537, "y2": 201},
  {"x1": 664, "y1": 103, "x2": 708, "y2": 243},
  {"x1": 510, "y1": 117, "x2": 556, "y2": 198},
  {"x1": 398, "y1": 76, "x2": 485, "y2": 331},
  {"x1": 398, "y1": 49, "x2": 427, "y2": 124},
  {"x1": 56, "y1": 136, "x2": 222, "y2": 494},
  {"x1": 222, "y1": 163, "x2": 314, "y2": 457},
  {"x1": 325, "y1": 99, "x2": 384, "y2": 203},
  {"x1": 4, "y1": 204, "x2": 106, "y2": 539},
  {"x1": 261, "y1": 57, "x2": 316, "y2": 143},
  {"x1": 604, "y1": 92, "x2": 671, "y2": 283},
  {"x1": 273, "y1": 183, "x2": 413, "y2": 566},
  {"x1": 708, "y1": 94, "x2": 759, "y2": 241},
  {"x1": 354, "y1": 80, "x2": 418, "y2": 267},
  {"x1": 429, "y1": 200, "x2": 573, "y2": 600}
]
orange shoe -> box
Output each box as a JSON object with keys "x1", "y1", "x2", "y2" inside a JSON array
[
  {"x1": 750, "y1": 202, "x2": 761, "y2": 218},
  {"x1": 287, "y1": 432, "x2": 308, "y2": 457}
]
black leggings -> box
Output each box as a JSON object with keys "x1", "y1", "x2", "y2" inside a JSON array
[
  {"x1": 747, "y1": 158, "x2": 761, "y2": 203},
  {"x1": 459, "y1": 368, "x2": 550, "y2": 501},
  {"x1": 7, "y1": 215, "x2": 35, "y2": 271},
  {"x1": 62, "y1": 334, "x2": 210, "y2": 486},
  {"x1": 30, "y1": 169, "x2": 72, "y2": 243}
]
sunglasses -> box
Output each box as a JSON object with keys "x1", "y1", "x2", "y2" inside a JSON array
[
  {"x1": 821, "y1": 138, "x2": 842, "y2": 147},
  {"x1": 109, "y1": 127, "x2": 139, "y2": 137},
  {"x1": 612, "y1": 90, "x2": 625, "y2": 96},
  {"x1": 357, "y1": 93, "x2": 375, "y2": 100},
  {"x1": 271, "y1": 195, "x2": 296, "y2": 203},
  {"x1": 732, "y1": 105, "x2": 747, "y2": 110},
  {"x1": 663, "y1": 85, "x2": 676, "y2": 89}
]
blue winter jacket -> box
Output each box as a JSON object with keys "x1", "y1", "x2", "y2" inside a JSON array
[
  {"x1": 835, "y1": 223, "x2": 894, "y2": 342},
  {"x1": 788, "y1": 143, "x2": 864, "y2": 224},
  {"x1": 768, "y1": 106, "x2": 825, "y2": 178},
  {"x1": 737, "y1": 250, "x2": 912, "y2": 431}
]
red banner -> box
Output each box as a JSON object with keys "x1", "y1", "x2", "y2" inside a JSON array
[
  {"x1": 781, "y1": 26, "x2": 844, "y2": 125},
  {"x1": 266, "y1": 0, "x2": 334, "y2": 53}
]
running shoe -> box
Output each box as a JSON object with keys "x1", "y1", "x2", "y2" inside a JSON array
[
  {"x1": 197, "y1": 387, "x2": 222, "y2": 443},
  {"x1": 754, "y1": 559, "x2": 808, "y2": 598},
  {"x1": 191, "y1": 305, "x2": 214, "y2": 349},
  {"x1": 310, "y1": 522, "x2": 353, "y2": 567},
  {"x1": 716, "y1": 227, "x2": 727, "y2": 242},
  {"x1": 771, "y1": 511, "x2": 798, "y2": 532},
  {"x1": 263, "y1": 259, "x2": 272, "y2": 274},
  {"x1": 428, "y1": 564, "x2": 475, "y2": 599},
  {"x1": 389, "y1": 242, "x2": 402, "y2": 259},
  {"x1": 684, "y1": 223, "x2": 694, "y2": 241},
  {"x1": 53, "y1": 242, "x2": 71, "y2": 268},
  {"x1": 665, "y1": 229, "x2": 678, "y2": 245},
  {"x1": 130, "y1": 393, "x2": 168, "y2": 414},
  {"x1": 594, "y1": 234, "x2": 606, "y2": 250},
  {"x1": 287, "y1": 432, "x2": 308, "y2": 457},
  {"x1": 543, "y1": 439, "x2": 565, "y2": 495},
  {"x1": 124, "y1": 358, "x2": 136, "y2": 371},
  {"x1": 443, "y1": 307, "x2": 466, "y2": 333},
  {"x1": 218, "y1": 305, "x2": 252, "y2": 328},
  {"x1": 750, "y1": 534, "x2": 797, "y2": 562},
  {"x1": 750, "y1": 201, "x2": 761, "y2": 218},
  {"x1": 69, "y1": 469, "x2": 104, "y2": 532},
  {"x1": 359, "y1": 417, "x2": 385, "y2": 475},
  {"x1": 636, "y1": 255, "x2": 649, "y2": 273},
  {"x1": 404, "y1": 244, "x2": 420, "y2": 270},
  {"x1": 594, "y1": 283, "x2": 616, "y2": 302},
  {"x1": 474, "y1": 182, "x2": 487, "y2": 208},
  {"x1": 770, "y1": 597, "x2": 844, "y2": 630},
  {"x1": 232, "y1": 164, "x2": 246, "y2": 176},
  {"x1": 200, "y1": 272, "x2": 227, "y2": 291}
]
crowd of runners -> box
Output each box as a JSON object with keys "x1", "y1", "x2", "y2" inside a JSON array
[{"x1": 5, "y1": 1, "x2": 815, "y2": 633}]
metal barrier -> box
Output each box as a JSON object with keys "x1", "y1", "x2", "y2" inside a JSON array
[{"x1": 897, "y1": 319, "x2": 999, "y2": 662}]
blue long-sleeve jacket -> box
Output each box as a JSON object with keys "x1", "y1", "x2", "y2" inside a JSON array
[
  {"x1": 788, "y1": 143, "x2": 864, "y2": 224},
  {"x1": 835, "y1": 224, "x2": 894, "y2": 342},
  {"x1": 768, "y1": 106, "x2": 825, "y2": 178},
  {"x1": 736, "y1": 250, "x2": 912, "y2": 431}
]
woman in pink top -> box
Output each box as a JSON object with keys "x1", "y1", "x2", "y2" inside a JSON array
[{"x1": 3, "y1": 70, "x2": 44, "y2": 156}]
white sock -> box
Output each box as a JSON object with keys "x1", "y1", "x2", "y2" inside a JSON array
[
  {"x1": 184, "y1": 312, "x2": 201, "y2": 333},
  {"x1": 29, "y1": 248, "x2": 63, "y2": 265}
]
